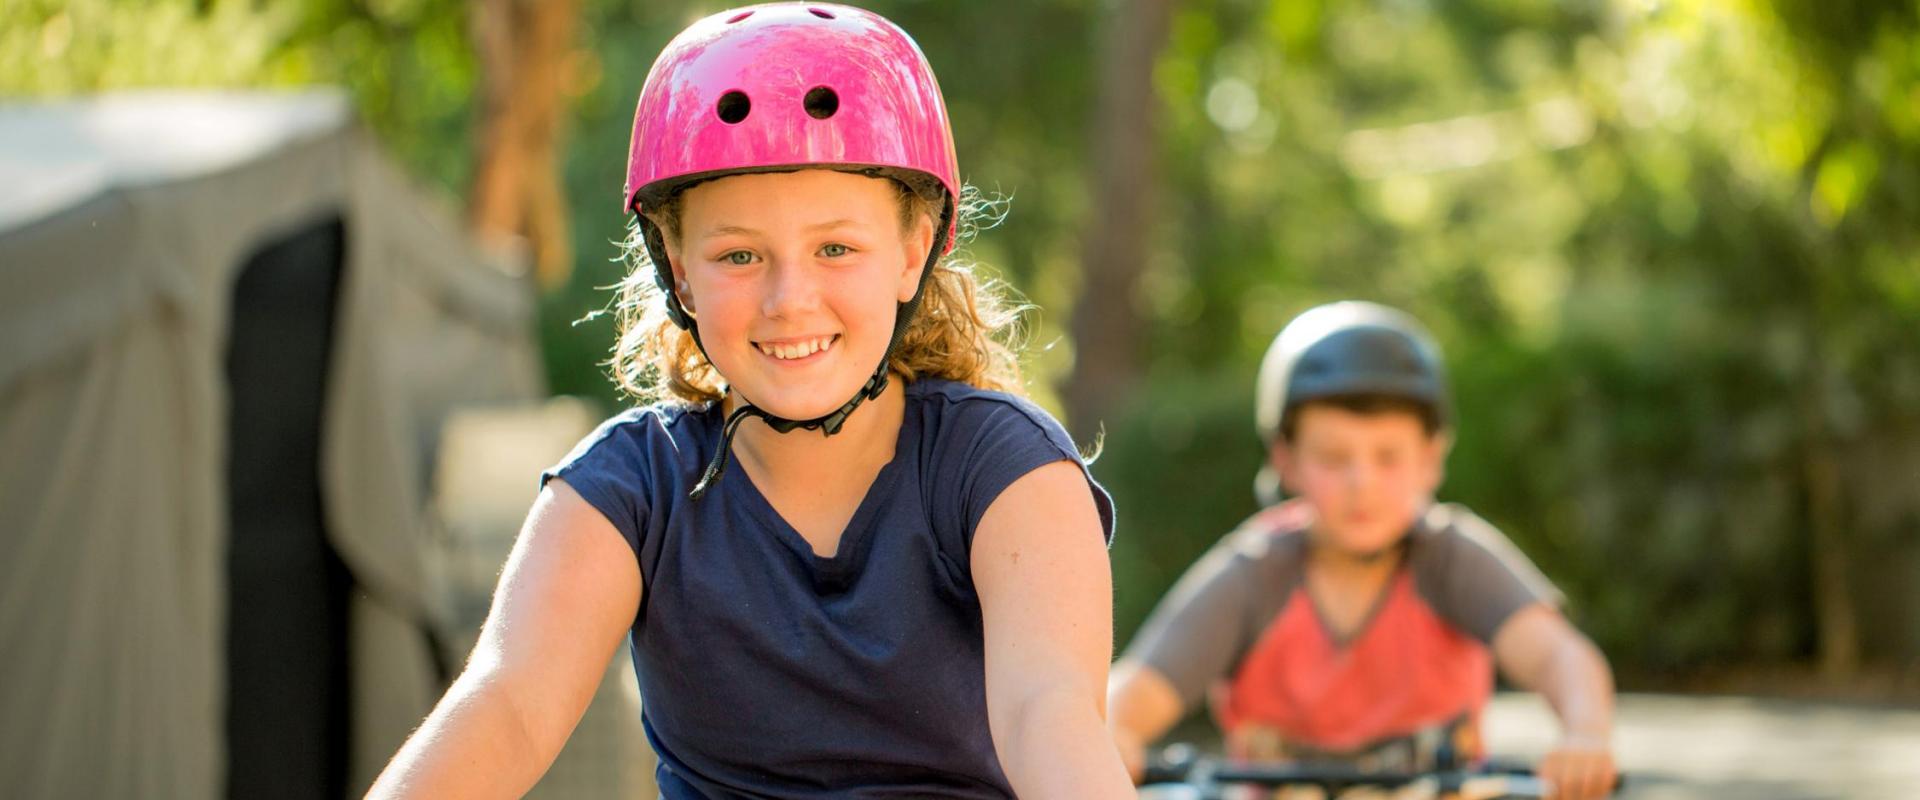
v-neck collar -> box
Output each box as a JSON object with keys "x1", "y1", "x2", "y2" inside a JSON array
[
  {"x1": 1306, "y1": 567, "x2": 1406, "y2": 649},
  {"x1": 1304, "y1": 538, "x2": 1413, "y2": 649},
  {"x1": 721, "y1": 397, "x2": 919, "y2": 587}
]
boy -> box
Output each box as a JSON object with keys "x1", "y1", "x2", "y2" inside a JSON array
[{"x1": 1108, "y1": 301, "x2": 1616, "y2": 799}]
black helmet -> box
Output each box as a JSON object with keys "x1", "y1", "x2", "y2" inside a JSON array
[
  {"x1": 1256, "y1": 301, "x2": 1449, "y2": 442},
  {"x1": 1254, "y1": 301, "x2": 1448, "y2": 503}
]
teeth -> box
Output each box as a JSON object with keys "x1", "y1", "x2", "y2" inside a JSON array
[{"x1": 758, "y1": 336, "x2": 834, "y2": 360}]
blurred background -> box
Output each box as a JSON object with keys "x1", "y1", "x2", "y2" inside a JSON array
[{"x1": 3, "y1": 0, "x2": 1918, "y2": 797}]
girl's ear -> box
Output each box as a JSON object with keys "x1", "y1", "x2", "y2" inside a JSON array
[
  {"x1": 897, "y1": 213, "x2": 936, "y2": 304},
  {"x1": 676, "y1": 277, "x2": 696, "y2": 316},
  {"x1": 653, "y1": 217, "x2": 696, "y2": 315},
  {"x1": 668, "y1": 262, "x2": 697, "y2": 315}
]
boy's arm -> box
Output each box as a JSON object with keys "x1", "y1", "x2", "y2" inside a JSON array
[
  {"x1": 1106, "y1": 659, "x2": 1185, "y2": 782},
  {"x1": 1492, "y1": 604, "x2": 1617, "y2": 800},
  {"x1": 1106, "y1": 518, "x2": 1283, "y2": 783}
]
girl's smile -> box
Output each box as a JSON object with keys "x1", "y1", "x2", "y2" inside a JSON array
[{"x1": 753, "y1": 333, "x2": 840, "y2": 363}]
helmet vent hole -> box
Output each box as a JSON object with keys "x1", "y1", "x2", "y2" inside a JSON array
[
  {"x1": 716, "y1": 91, "x2": 751, "y2": 124},
  {"x1": 726, "y1": 10, "x2": 753, "y2": 23},
  {"x1": 808, "y1": 8, "x2": 835, "y2": 19},
  {"x1": 803, "y1": 86, "x2": 839, "y2": 119}
]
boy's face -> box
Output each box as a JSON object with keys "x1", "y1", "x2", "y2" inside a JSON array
[{"x1": 1273, "y1": 405, "x2": 1449, "y2": 558}]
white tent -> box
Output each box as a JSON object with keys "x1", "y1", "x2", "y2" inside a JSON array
[{"x1": 0, "y1": 91, "x2": 642, "y2": 798}]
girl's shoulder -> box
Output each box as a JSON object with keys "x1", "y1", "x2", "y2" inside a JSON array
[
  {"x1": 903, "y1": 378, "x2": 1090, "y2": 474},
  {"x1": 903, "y1": 378, "x2": 1069, "y2": 441},
  {"x1": 545, "y1": 401, "x2": 718, "y2": 491},
  {"x1": 903, "y1": 378, "x2": 1115, "y2": 544},
  {"x1": 539, "y1": 401, "x2": 721, "y2": 556}
]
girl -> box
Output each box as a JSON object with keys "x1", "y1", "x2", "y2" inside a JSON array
[{"x1": 368, "y1": 4, "x2": 1133, "y2": 798}]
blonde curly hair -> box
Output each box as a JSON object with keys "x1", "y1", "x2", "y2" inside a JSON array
[{"x1": 607, "y1": 176, "x2": 1027, "y2": 407}]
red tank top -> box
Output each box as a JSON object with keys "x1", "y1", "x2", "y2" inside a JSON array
[{"x1": 1218, "y1": 568, "x2": 1491, "y2": 757}]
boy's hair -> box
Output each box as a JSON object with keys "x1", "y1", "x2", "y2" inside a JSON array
[
  {"x1": 608, "y1": 179, "x2": 1026, "y2": 405},
  {"x1": 1280, "y1": 393, "x2": 1445, "y2": 443}
]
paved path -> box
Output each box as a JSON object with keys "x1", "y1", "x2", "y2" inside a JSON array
[{"x1": 1485, "y1": 692, "x2": 1920, "y2": 799}]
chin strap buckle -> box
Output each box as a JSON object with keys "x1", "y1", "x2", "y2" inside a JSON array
[{"x1": 686, "y1": 363, "x2": 894, "y2": 500}]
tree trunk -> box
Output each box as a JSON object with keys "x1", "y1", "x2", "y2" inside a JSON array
[
  {"x1": 1062, "y1": 0, "x2": 1177, "y2": 441},
  {"x1": 1803, "y1": 366, "x2": 1860, "y2": 680},
  {"x1": 1787, "y1": 126, "x2": 1861, "y2": 681},
  {"x1": 469, "y1": 0, "x2": 580, "y2": 289}
]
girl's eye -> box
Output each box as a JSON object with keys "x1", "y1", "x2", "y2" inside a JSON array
[
  {"x1": 721, "y1": 250, "x2": 756, "y2": 265},
  {"x1": 819, "y1": 243, "x2": 851, "y2": 258}
]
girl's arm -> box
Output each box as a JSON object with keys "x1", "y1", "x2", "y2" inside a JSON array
[
  {"x1": 365, "y1": 480, "x2": 641, "y2": 799},
  {"x1": 972, "y1": 461, "x2": 1135, "y2": 799},
  {"x1": 1492, "y1": 604, "x2": 1617, "y2": 800}
]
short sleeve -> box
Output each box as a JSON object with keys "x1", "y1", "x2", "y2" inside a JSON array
[
  {"x1": 1124, "y1": 522, "x2": 1300, "y2": 712},
  {"x1": 940, "y1": 395, "x2": 1116, "y2": 550},
  {"x1": 539, "y1": 411, "x2": 654, "y2": 559},
  {"x1": 1410, "y1": 505, "x2": 1563, "y2": 643}
]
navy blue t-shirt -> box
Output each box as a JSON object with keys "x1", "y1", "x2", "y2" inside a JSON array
[{"x1": 541, "y1": 378, "x2": 1115, "y2": 799}]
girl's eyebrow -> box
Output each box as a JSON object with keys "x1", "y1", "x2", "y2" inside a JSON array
[
  {"x1": 700, "y1": 225, "x2": 759, "y2": 240},
  {"x1": 698, "y1": 219, "x2": 862, "y2": 240}
]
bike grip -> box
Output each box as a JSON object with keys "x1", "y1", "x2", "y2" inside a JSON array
[{"x1": 1139, "y1": 762, "x2": 1186, "y2": 785}]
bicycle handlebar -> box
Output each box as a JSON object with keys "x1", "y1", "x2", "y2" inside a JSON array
[{"x1": 1142, "y1": 746, "x2": 1622, "y2": 798}]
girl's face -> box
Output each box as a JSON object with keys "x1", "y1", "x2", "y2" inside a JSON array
[
  {"x1": 1273, "y1": 405, "x2": 1449, "y2": 558},
  {"x1": 663, "y1": 170, "x2": 934, "y2": 421}
]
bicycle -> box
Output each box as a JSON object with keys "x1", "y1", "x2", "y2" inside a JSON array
[{"x1": 1140, "y1": 743, "x2": 1625, "y2": 800}]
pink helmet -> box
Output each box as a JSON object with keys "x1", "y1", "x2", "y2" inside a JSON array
[{"x1": 624, "y1": 2, "x2": 960, "y2": 252}]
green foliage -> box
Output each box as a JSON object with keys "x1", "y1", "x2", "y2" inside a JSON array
[
  {"x1": 4, "y1": 0, "x2": 297, "y2": 92},
  {"x1": 6, "y1": 0, "x2": 476, "y2": 190}
]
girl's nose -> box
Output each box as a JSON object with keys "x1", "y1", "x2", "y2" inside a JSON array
[{"x1": 761, "y1": 256, "x2": 821, "y2": 320}]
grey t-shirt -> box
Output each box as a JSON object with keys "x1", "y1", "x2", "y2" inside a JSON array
[{"x1": 1125, "y1": 503, "x2": 1561, "y2": 713}]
